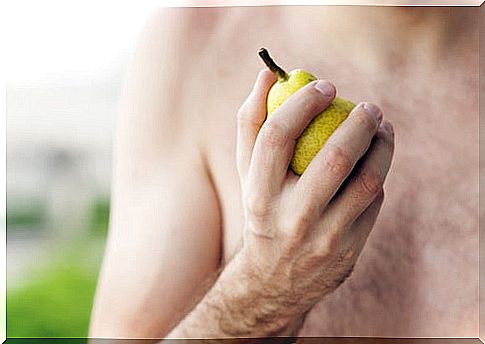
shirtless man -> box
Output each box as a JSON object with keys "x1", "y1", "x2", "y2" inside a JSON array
[{"x1": 89, "y1": 6, "x2": 479, "y2": 338}]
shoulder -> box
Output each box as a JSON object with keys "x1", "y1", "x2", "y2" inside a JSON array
[{"x1": 115, "y1": 8, "x2": 230, "y2": 166}]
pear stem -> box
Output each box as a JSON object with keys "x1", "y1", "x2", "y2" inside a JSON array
[{"x1": 258, "y1": 48, "x2": 289, "y2": 81}]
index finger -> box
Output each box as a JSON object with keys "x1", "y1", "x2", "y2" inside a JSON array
[
  {"x1": 247, "y1": 80, "x2": 337, "y2": 196},
  {"x1": 236, "y1": 69, "x2": 277, "y2": 180}
]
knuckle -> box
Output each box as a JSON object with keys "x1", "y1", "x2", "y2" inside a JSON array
[
  {"x1": 236, "y1": 105, "x2": 247, "y2": 121},
  {"x1": 327, "y1": 230, "x2": 342, "y2": 253},
  {"x1": 236, "y1": 101, "x2": 250, "y2": 119},
  {"x1": 358, "y1": 172, "x2": 381, "y2": 196},
  {"x1": 237, "y1": 105, "x2": 259, "y2": 127},
  {"x1": 287, "y1": 210, "x2": 313, "y2": 237},
  {"x1": 302, "y1": 90, "x2": 325, "y2": 113},
  {"x1": 354, "y1": 110, "x2": 377, "y2": 132},
  {"x1": 259, "y1": 121, "x2": 289, "y2": 148},
  {"x1": 281, "y1": 204, "x2": 319, "y2": 249},
  {"x1": 245, "y1": 192, "x2": 271, "y2": 219},
  {"x1": 284, "y1": 228, "x2": 306, "y2": 250},
  {"x1": 376, "y1": 126, "x2": 395, "y2": 146},
  {"x1": 317, "y1": 229, "x2": 342, "y2": 257},
  {"x1": 324, "y1": 144, "x2": 353, "y2": 177}
]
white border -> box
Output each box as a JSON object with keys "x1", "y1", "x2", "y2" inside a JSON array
[
  {"x1": 151, "y1": 0, "x2": 483, "y2": 6},
  {"x1": 1, "y1": 0, "x2": 6, "y2": 342},
  {"x1": 1, "y1": 1, "x2": 483, "y2": 343}
]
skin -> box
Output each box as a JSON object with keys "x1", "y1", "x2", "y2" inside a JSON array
[
  {"x1": 162, "y1": 75, "x2": 394, "y2": 338},
  {"x1": 89, "y1": 6, "x2": 479, "y2": 339}
]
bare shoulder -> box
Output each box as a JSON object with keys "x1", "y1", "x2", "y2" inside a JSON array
[{"x1": 116, "y1": 8, "x2": 223, "y2": 154}]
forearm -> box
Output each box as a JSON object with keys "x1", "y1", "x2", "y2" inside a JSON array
[{"x1": 165, "y1": 251, "x2": 302, "y2": 339}]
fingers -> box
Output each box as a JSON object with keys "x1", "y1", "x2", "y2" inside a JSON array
[
  {"x1": 236, "y1": 69, "x2": 276, "y2": 179},
  {"x1": 247, "y1": 80, "x2": 336, "y2": 196},
  {"x1": 325, "y1": 120, "x2": 394, "y2": 226},
  {"x1": 311, "y1": 189, "x2": 384, "y2": 261},
  {"x1": 342, "y1": 189, "x2": 384, "y2": 252},
  {"x1": 294, "y1": 102, "x2": 383, "y2": 214}
]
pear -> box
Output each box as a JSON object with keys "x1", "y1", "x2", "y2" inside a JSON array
[{"x1": 258, "y1": 48, "x2": 356, "y2": 175}]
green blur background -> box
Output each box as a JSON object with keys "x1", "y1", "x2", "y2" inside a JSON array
[
  {"x1": 7, "y1": 198, "x2": 109, "y2": 337},
  {"x1": 6, "y1": 3, "x2": 156, "y2": 337}
]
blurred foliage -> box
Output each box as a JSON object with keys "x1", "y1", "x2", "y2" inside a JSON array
[
  {"x1": 6, "y1": 339, "x2": 88, "y2": 344},
  {"x1": 6, "y1": 200, "x2": 46, "y2": 230},
  {"x1": 7, "y1": 260, "x2": 97, "y2": 337},
  {"x1": 7, "y1": 197, "x2": 110, "y2": 337},
  {"x1": 89, "y1": 197, "x2": 110, "y2": 237}
]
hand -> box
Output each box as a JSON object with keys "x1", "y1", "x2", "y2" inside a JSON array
[{"x1": 235, "y1": 69, "x2": 395, "y2": 331}]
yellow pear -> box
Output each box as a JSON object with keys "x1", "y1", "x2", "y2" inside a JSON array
[{"x1": 258, "y1": 48, "x2": 356, "y2": 175}]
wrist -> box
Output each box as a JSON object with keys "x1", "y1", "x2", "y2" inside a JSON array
[{"x1": 212, "y1": 251, "x2": 294, "y2": 337}]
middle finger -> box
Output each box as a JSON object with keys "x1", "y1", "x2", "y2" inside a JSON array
[{"x1": 247, "y1": 80, "x2": 336, "y2": 196}]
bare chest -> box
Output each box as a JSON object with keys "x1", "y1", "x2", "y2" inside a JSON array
[
  {"x1": 185, "y1": 7, "x2": 478, "y2": 335},
  {"x1": 201, "y1": 56, "x2": 478, "y2": 335}
]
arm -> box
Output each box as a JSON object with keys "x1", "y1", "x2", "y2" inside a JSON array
[
  {"x1": 92, "y1": 9, "x2": 394, "y2": 340},
  {"x1": 89, "y1": 10, "x2": 222, "y2": 338},
  {"x1": 166, "y1": 72, "x2": 394, "y2": 338}
]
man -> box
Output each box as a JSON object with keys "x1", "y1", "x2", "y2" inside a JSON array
[{"x1": 89, "y1": 6, "x2": 478, "y2": 338}]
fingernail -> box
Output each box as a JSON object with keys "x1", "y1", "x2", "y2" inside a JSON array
[
  {"x1": 314, "y1": 80, "x2": 335, "y2": 97},
  {"x1": 363, "y1": 102, "x2": 382, "y2": 122},
  {"x1": 380, "y1": 121, "x2": 394, "y2": 135}
]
